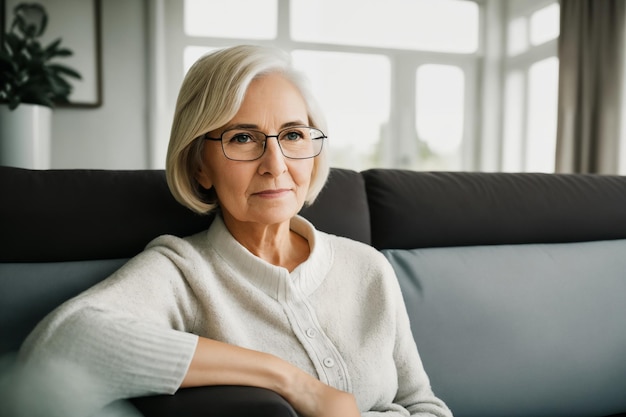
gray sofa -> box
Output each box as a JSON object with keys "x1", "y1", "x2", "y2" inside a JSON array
[{"x1": 1, "y1": 166, "x2": 625, "y2": 417}]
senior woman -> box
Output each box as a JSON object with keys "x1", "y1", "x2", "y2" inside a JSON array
[{"x1": 18, "y1": 45, "x2": 452, "y2": 417}]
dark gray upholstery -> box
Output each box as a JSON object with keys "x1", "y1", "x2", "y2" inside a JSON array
[
  {"x1": 362, "y1": 169, "x2": 626, "y2": 249},
  {"x1": 1, "y1": 166, "x2": 625, "y2": 417},
  {"x1": 0, "y1": 167, "x2": 369, "y2": 262},
  {"x1": 131, "y1": 386, "x2": 299, "y2": 417},
  {"x1": 386, "y1": 241, "x2": 626, "y2": 417},
  {"x1": 0, "y1": 259, "x2": 128, "y2": 353},
  {"x1": 361, "y1": 168, "x2": 626, "y2": 417}
]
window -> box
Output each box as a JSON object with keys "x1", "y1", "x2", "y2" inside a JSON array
[
  {"x1": 158, "y1": 0, "x2": 480, "y2": 172},
  {"x1": 503, "y1": 71, "x2": 524, "y2": 172},
  {"x1": 290, "y1": 0, "x2": 478, "y2": 53},
  {"x1": 156, "y1": 0, "x2": 559, "y2": 173},
  {"x1": 526, "y1": 57, "x2": 558, "y2": 172},
  {"x1": 416, "y1": 65, "x2": 465, "y2": 170},
  {"x1": 508, "y1": 17, "x2": 528, "y2": 56},
  {"x1": 184, "y1": 0, "x2": 277, "y2": 39},
  {"x1": 507, "y1": 1, "x2": 560, "y2": 56},
  {"x1": 530, "y1": 3, "x2": 560, "y2": 46},
  {"x1": 501, "y1": 1, "x2": 560, "y2": 172},
  {"x1": 291, "y1": 51, "x2": 391, "y2": 171}
]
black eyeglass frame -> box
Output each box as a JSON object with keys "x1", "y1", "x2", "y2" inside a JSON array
[{"x1": 202, "y1": 126, "x2": 327, "y2": 161}]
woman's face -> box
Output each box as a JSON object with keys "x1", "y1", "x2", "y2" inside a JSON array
[{"x1": 196, "y1": 72, "x2": 314, "y2": 228}]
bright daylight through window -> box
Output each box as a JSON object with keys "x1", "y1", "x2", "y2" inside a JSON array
[
  {"x1": 179, "y1": 0, "x2": 559, "y2": 172},
  {"x1": 502, "y1": 1, "x2": 560, "y2": 172}
]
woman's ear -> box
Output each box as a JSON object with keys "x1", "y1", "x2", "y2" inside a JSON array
[{"x1": 195, "y1": 167, "x2": 213, "y2": 190}]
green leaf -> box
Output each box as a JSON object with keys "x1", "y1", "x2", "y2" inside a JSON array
[
  {"x1": 52, "y1": 48, "x2": 73, "y2": 58},
  {"x1": 43, "y1": 38, "x2": 62, "y2": 56},
  {"x1": 48, "y1": 64, "x2": 82, "y2": 79},
  {"x1": 37, "y1": 11, "x2": 49, "y2": 37},
  {"x1": 1, "y1": 2, "x2": 81, "y2": 107}
]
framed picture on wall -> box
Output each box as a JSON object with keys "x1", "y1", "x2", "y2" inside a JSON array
[{"x1": 2, "y1": 0, "x2": 103, "y2": 108}]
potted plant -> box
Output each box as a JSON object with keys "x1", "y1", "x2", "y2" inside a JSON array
[{"x1": 0, "y1": 2, "x2": 82, "y2": 169}]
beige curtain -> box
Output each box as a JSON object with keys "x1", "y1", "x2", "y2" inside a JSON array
[{"x1": 556, "y1": 0, "x2": 626, "y2": 174}]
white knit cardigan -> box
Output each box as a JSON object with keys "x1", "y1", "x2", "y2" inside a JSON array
[{"x1": 19, "y1": 215, "x2": 452, "y2": 417}]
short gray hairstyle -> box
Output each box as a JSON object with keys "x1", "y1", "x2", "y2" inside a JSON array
[{"x1": 166, "y1": 45, "x2": 330, "y2": 214}]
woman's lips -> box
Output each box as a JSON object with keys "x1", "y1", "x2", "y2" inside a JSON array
[{"x1": 253, "y1": 188, "x2": 291, "y2": 198}]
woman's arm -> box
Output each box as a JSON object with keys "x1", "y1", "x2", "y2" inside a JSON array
[{"x1": 182, "y1": 336, "x2": 360, "y2": 417}]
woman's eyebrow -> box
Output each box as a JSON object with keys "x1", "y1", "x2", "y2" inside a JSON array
[
  {"x1": 222, "y1": 123, "x2": 258, "y2": 130},
  {"x1": 281, "y1": 121, "x2": 308, "y2": 129},
  {"x1": 223, "y1": 121, "x2": 308, "y2": 131}
]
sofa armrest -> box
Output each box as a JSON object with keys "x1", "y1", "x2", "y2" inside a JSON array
[{"x1": 130, "y1": 386, "x2": 299, "y2": 417}]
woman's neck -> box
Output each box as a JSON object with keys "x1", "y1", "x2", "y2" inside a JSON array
[{"x1": 222, "y1": 215, "x2": 310, "y2": 272}]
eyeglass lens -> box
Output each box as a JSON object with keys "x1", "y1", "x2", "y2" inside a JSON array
[{"x1": 221, "y1": 127, "x2": 325, "y2": 161}]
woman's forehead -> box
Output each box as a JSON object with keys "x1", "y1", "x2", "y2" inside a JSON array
[{"x1": 226, "y1": 74, "x2": 309, "y2": 129}]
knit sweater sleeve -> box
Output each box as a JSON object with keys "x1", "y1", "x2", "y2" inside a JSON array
[{"x1": 17, "y1": 235, "x2": 201, "y2": 413}]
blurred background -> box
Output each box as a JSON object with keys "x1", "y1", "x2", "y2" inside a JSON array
[{"x1": 2, "y1": 0, "x2": 625, "y2": 174}]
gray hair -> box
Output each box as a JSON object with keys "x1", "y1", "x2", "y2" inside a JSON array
[{"x1": 166, "y1": 45, "x2": 330, "y2": 214}]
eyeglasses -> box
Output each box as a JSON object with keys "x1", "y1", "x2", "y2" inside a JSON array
[{"x1": 203, "y1": 126, "x2": 326, "y2": 161}]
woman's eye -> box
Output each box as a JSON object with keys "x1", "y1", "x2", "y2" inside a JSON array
[
  {"x1": 231, "y1": 134, "x2": 253, "y2": 143},
  {"x1": 284, "y1": 131, "x2": 303, "y2": 141}
]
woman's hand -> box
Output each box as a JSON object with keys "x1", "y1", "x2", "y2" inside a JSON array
[
  {"x1": 283, "y1": 367, "x2": 360, "y2": 417},
  {"x1": 182, "y1": 337, "x2": 360, "y2": 417},
  {"x1": 301, "y1": 384, "x2": 360, "y2": 417}
]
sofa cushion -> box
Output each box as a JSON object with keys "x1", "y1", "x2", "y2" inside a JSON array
[
  {"x1": 0, "y1": 259, "x2": 128, "y2": 354},
  {"x1": 300, "y1": 167, "x2": 371, "y2": 245},
  {"x1": 0, "y1": 167, "x2": 369, "y2": 262},
  {"x1": 364, "y1": 169, "x2": 626, "y2": 249},
  {"x1": 383, "y1": 239, "x2": 626, "y2": 417},
  {"x1": 0, "y1": 168, "x2": 209, "y2": 262}
]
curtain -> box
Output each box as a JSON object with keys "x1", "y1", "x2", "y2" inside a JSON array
[{"x1": 556, "y1": 0, "x2": 626, "y2": 174}]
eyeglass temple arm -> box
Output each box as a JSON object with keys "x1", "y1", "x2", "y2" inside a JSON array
[{"x1": 202, "y1": 133, "x2": 222, "y2": 141}]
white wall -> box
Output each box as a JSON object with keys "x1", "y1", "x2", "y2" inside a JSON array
[{"x1": 51, "y1": 0, "x2": 148, "y2": 169}]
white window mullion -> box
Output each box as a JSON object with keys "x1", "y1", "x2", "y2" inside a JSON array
[
  {"x1": 390, "y1": 53, "x2": 418, "y2": 169},
  {"x1": 477, "y1": 0, "x2": 505, "y2": 172},
  {"x1": 146, "y1": 0, "x2": 168, "y2": 168},
  {"x1": 461, "y1": 60, "x2": 479, "y2": 171}
]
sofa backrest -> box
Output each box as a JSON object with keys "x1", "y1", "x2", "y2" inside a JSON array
[
  {"x1": 362, "y1": 169, "x2": 626, "y2": 417},
  {"x1": 0, "y1": 167, "x2": 370, "y2": 262},
  {"x1": 0, "y1": 166, "x2": 370, "y2": 353},
  {"x1": 362, "y1": 169, "x2": 626, "y2": 249}
]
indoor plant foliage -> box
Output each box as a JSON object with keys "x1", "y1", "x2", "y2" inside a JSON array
[{"x1": 0, "y1": 2, "x2": 82, "y2": 109}]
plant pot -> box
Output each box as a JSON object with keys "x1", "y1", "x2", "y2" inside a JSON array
[{"x1": 0, "y1": 104, "x2": 52, "y2": 169}]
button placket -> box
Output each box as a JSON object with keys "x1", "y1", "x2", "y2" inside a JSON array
[{"x1": 282, "y1": 278, "x2": 350, "y2": 392}]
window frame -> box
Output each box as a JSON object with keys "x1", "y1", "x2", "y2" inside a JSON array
[
  {"x1": 150, "y1": 0, "x2": 559, "y2": 173},
  {"x1": 500, "y1": 0, "x2": 559, "y2": 172}
]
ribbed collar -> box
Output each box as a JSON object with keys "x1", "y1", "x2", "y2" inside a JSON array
[{"x1": 205, "y1": 215, "x2": 333, "y2": 300}]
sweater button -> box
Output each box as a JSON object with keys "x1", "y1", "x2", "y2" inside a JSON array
[
  {"x1": 323, "y1": 357, "x2": 335, "y2": 368},
  {"x1": 306, "y1": 328, "x2": 317, "y2": 338}
]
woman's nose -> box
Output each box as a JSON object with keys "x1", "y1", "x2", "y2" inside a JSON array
[{"x1": 258, "y1": 137, "x2": 287, "y2": 176}]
